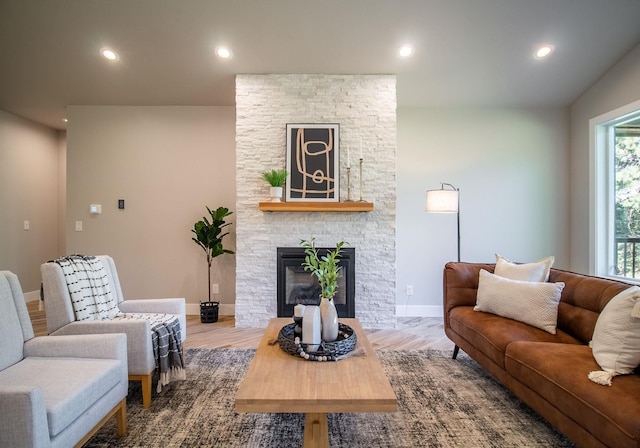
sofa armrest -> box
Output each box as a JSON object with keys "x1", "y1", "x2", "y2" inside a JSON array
[
  {"x1": 119, "y1": 298, "x2": 186, "y2": 341},
  {"x1": 443, "y1": 262, "x2": 496, "y2": 330},
  {"x1": 24, "y1": 333, "x2": 127, "y2": 362},
  {"x1": 0, "y1": 386, "x2": 50, "y2": 448},
  {"x1": 119, "y1": 298, "x2": 185, "y2": 315},
  {"x1": 49, "y1": 319, "x2": 150, "y2": 341},
  {"x1": 49, "y1": 321, "x2": 154, "y2": 374}
]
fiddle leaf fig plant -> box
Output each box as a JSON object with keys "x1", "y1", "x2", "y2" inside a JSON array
[
  {"x1": 300, "y1": 237, "x2": 347, "y2": 300},
  {"x1": 192, "y1": 206, "x2": 234, "y2": 302}
]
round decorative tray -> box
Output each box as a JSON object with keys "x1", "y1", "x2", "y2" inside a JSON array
[{"x1": 277, "y1": 322, "x2": 357, "y2": 360}]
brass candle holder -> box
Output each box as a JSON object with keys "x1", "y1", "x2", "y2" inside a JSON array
[
  {"x1": 345, "y1": 166, "x2": 354, "y2": 202},
  {"x1": 358, "y1": 157, "x2": 365, "y2": 202}
]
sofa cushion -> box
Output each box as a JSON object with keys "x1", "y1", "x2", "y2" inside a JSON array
[
  {"x1": 494, "y1": 254, "x2": 554, "y2": 282},
  {"x1": 0, "y1": 357, "x2": 122, "y2": 437},
  {"x1": 589, "y1": 286, "x2": 640, "y2": 385},
  {"x1": 505, "y1": 341, "x2": 640, "y2": 448},
  {"x1": 475, "y1": 269, "x2": 564, "y2": 334},
  {"x1": 449, "y1": 306, "x2": 580, "y2": 368}
]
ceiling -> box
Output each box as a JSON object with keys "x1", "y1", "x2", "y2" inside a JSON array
[{"x1": 1, "y1": 0, "x2": 640, "y2": 130}]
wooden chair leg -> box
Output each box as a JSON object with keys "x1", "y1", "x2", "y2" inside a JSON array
[
  {"x1": 129, "y1": 372, "x2": 154, "y2": 408},
  {"x1": 73, "y1": 397, "x2": 127, "y2": 448},
  {"x1": 115, "y1": 398, "x2": 127, "y2": 436},
  {"x1": 140, "y1": 373, "x2": 153, "y2": 408}
]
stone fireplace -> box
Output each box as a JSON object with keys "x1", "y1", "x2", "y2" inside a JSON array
[
  {"x1": 276, "y1": 247, "x2": 356, "y2": 318},
  {"x1": 235, "y1": 74, "x2": 397, "y2": 329}
]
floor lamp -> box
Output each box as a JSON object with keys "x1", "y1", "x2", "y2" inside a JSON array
[{"x1": 425, "y1": 183, "x2": 460, "y2": 262}]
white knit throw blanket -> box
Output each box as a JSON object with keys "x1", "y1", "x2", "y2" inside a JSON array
[{"x1": 54, "y1": 255, "x2": 119, "y2": 321}]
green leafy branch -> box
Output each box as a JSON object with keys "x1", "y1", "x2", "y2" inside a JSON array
[{"x1": 300, "y1": 237, "x2": 347, "y2": 300}]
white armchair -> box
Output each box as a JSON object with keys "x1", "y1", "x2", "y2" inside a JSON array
[
  {"x1": 41, "y1": 255, "x2": 186, "y2": 408},
  {"x1": 0, "y1": 270, "x2": 128, "y2": 448}
]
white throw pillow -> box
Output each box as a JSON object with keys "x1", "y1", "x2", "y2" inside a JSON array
[
  {"x1": 494, "y1": 254, "x2": 555, "y2": 282},
  {"x1": 588, "y1": 286, "x2": 640, "y2": 386},
  {"x1": 474, "y1": 269, "x2": 564, "y2": 334}
]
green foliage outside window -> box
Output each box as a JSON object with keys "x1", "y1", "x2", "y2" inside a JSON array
[{"x1": 614, "y1": 133, "x2": 640, "y2": 278}]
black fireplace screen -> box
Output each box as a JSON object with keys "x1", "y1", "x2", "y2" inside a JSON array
[{"x1": 277, "y1": 247, "x2": 355, "y2": 318}]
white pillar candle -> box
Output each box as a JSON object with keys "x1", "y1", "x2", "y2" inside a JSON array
[
  {"x1": 360, "y1": 137, "x2": 363, "y2": 159},
  {"x1": 294, "y1": 304, "x2": 306, "y2": 317},
  {"x1": 347, "y1": 145, "x2": 351, "y2": 168},
  {"x1": 302, "y1": 305, "x2": 321, "y2": 352}
]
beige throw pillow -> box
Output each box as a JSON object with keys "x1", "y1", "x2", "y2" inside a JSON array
[
  {"x1": 588, "y1": 286, "x2": 640, "y2": 386},
  {"x1": 475, "y1": 269, "x2": 564, "y2": 334},
  {"x1": 494, "y1": 254, "x2": 555, "y2": 282}
]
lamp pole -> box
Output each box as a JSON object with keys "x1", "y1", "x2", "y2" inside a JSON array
[
  {"x1": 456, "y1": 193, "x2": 460, "y2": 262},
  {"x1": 440, "y1": 183, "x2": 460, "y2": 262}
]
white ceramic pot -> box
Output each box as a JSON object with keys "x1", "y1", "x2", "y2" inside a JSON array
[
  {"x1": 320, "y1": 298, "x2": 339, "y2": 342},
  {"x1": 269, "y1": 186, "x2": 283, "y2": 202}
]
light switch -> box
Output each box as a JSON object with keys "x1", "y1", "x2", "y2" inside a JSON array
[
  {"x1": 89, "y1": 204, "x2": 102, "y2": 214},
  {"x1": 75, "y1": 221, "x2": 83, "y2": 231},
  {"x1": 23, "y1": 220, "x2": 30, "y2": 231}
]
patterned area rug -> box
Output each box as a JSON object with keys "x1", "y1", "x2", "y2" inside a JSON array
[{"x1": 85, "y1": 348, "x2": 574, "y2": 447}]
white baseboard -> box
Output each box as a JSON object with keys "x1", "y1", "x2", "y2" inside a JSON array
[
  {"x1": 24, "y1": 290, "x2": 41, "y2": 303},
  {"x1": 186, "y1": 302, "x2": 439, "y2": 318},
  {"x1": 186, "y1": 302, "x2": 235, "y2": 316},
  {"x1": 395, "y1": 305, "x2": 443, "y2": 318}
]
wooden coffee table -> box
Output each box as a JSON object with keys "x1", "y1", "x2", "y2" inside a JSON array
[{"x1": 235, "y1": 318, "x2": 397, "y2": 448}]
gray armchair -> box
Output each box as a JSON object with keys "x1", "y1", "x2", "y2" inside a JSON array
[
  {"x1": 41, "y1": 255, "x2": 186, "y2": 408},
  {"x1": 0, "y1": 270, "x2": 128, "y2": 448}
]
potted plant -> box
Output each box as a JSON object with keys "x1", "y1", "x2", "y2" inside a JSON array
[
  {"x1": 300, "y1": 237, "x2": 347, "y2": 341},
  {"x1": 192, "y1": 206, "x2": 234, "y2": 323},
  {"x1": 261, "y1": 169, "x2": 288, "y2": 202}
]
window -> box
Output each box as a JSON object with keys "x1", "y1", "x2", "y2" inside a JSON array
[
  {"x1": 591, "y1": 101, "x2": 640, "y2": 281},
  {"x1": 614, "y1": 125, "x2": 640, "y2": 278}
]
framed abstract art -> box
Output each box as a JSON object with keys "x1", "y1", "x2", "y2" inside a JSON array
[{"x1": 285, "y1": 123, "x2": 340, "y2": 202}]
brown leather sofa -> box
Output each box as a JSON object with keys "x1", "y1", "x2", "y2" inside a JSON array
[{"x1": 443, "y1": 262, "x2": 640, "y2": 448}]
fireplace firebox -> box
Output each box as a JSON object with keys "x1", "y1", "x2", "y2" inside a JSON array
[{"x1": 277, "y1": 247, "x2": 355, "y2": 318}]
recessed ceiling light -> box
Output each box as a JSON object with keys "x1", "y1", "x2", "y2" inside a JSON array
[
  {"x1": 63, "y1": 118, "x2": 68, "y2": 123},
  {"x1": 215, "y1": 46, "x2": 233, "y2": 60},
  {"x1": 398, "y1": 45, "x2": 414, "y2": 58},
  {"x1": 534, "y1": 45, "x2": 554, "y2": 59},
  {"x1": 100, "y1": 48, "x2": 119, "y2": 61}
]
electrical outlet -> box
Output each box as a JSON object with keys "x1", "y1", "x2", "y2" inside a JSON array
[
  {"x1": 212, "y1": 283, "x2": 220, "y2": 294},
  {"x1": 23, "y1": 220, "x2": 30, "y2": 231},
  {"x1": 406, "y1": 285, "x2": 414, "y2": 296}
]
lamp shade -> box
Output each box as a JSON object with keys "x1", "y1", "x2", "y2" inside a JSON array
[{"x1": 426, "y1": 189, "x2": 458, "y2": 213}]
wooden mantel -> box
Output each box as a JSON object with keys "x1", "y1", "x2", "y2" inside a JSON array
[{"x1": 258, "y1": 201, "x2": 374, "y2": 212}]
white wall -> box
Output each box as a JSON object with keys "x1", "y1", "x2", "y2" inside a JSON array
[
  {"x1": 396, "y1": 107, "x2": 570, "y2": 315},
  {"x1": 66, "y1": 106, "x2": 236, "y2": 313},
  {"x1": 0, "y1": 109, "x2": 62, "y2": 295},
  {"x1": 569, "y1": 43, "x2": 640, "y2": 273}
]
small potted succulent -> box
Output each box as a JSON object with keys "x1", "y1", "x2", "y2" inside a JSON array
[
  {"x1": 191, "y1": 206, "x2": 234, "y2": 323},
  {"x1": 261, "y1": 169, "x2": 288, "y2": 202}
]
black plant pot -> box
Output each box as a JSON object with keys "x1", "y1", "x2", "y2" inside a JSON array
[{"x1": 200, "y1": 301, "x2": 219, "y2": 323}]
